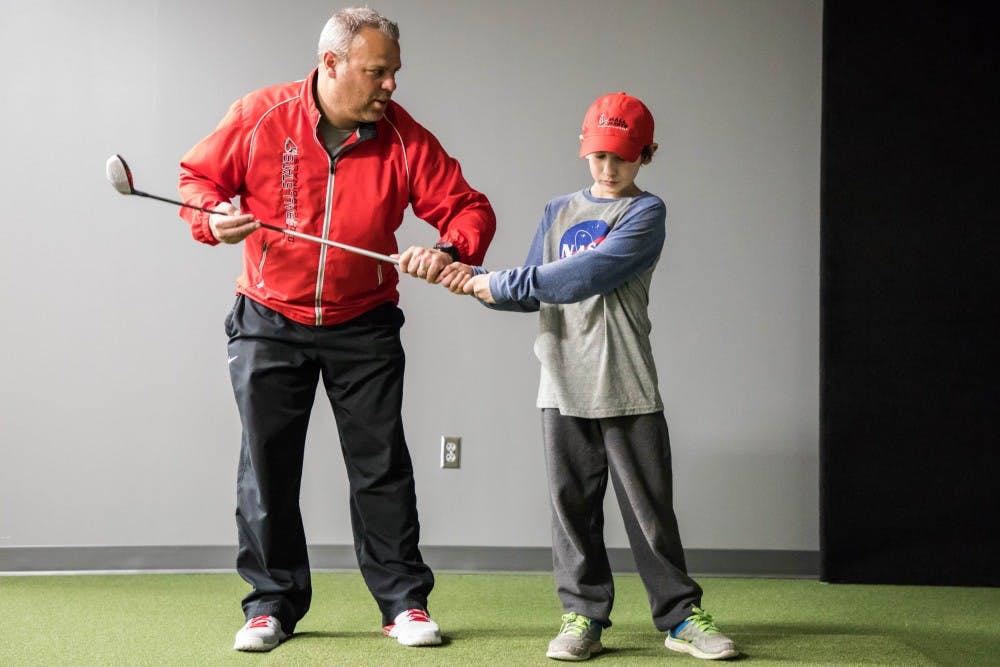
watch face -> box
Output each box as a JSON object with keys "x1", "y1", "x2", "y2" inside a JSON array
[{"x1": 434, "y1": 243, "x2": 459, "y2": 260}]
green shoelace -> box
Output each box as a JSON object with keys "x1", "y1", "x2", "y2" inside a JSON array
[
  {"x1": 558, "y1": 612, "x2": 592, "y2": 637},
  {"x1": 684, "y1": 606, "x2": 721, "y2": 634}
]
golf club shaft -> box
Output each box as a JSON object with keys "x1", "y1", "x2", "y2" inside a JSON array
[
  {"x1": 257, "y1": 223, "x2": 398, "y2": 264},
  {"x1": 135, "y1": 190, "x2": 399, "y2": 264}
]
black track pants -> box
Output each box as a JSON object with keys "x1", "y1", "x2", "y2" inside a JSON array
[
  {"x1": 225, "y1": 295, "x2": 433, "y2": 632},
  {"x1": 542, "y1": 409, "x2": 702, "y2": 631}
]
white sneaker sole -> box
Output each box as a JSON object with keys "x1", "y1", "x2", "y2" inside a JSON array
[
  {"x1": 233, "y1": 636, "x2": 285, "y2": 652},
  {"x1": 546, "y1": 641, "x2": 603, "y2": 661},
  {"x1": 234, "y1": 629, "x2": 287, "y2": 651},
  {"x1": 393, "y1": 630, "x2": 442, "y2": 646},
  {"x1": 665, "y1": 636, "x2": 738, "y2": 660}
]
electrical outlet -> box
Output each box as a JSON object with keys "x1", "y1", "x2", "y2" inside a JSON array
[{"x1": 441, "y1": 436, "x2": 461, "y2": 469}]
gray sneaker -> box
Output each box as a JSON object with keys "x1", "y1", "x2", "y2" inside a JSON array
[
  {"x1": 665, "y1": 607, "x2": 738, "y2": 660},
  {"x1": 546, "y1": 612, "x2": 603, "y2": 661}
]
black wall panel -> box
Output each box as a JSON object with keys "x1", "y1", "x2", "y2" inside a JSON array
[{"x1": 820, "y1": 1, "x2": 999, "y2": 585}]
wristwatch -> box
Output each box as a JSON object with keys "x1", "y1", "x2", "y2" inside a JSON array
[{"x1": 433, "y1": 242, "x2": 460, "y2": 262}]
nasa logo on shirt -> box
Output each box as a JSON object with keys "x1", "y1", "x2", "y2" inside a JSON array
[{"x1": 560, "y1": 220, "x2": 610, "y2": 259}]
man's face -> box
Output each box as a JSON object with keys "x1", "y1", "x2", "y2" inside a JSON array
[{"x1": 322, "y1": 27, "x2": 401, "y2": 128}]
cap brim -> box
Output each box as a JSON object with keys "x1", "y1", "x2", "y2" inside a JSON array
[{"x1": 579, "y1": 135, "x2": 642, "y2": 162}]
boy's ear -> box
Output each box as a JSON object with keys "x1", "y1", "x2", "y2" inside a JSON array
[
  {"x1": 579, "y1": 134, "x2": 584, "y2": 144},
  {"x1": 643, "y1": 142, "x2": 660, "y2": 165}
]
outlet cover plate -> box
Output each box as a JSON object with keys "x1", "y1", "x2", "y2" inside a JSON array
[{"x1": 441, "y1": 436, "x2": 461, "y2": 469}]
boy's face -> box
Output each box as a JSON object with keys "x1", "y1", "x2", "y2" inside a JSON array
[{"x1": 584, "y1": 151, "x2": 643, "y2": 199}]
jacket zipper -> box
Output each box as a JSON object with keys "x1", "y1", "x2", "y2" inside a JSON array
[
  {"x1": 314, "y1": 162, "x2": 334, "y2": 325},
  {"x1": 313, "y1": 125, "x2": 375, "y2": 325}
]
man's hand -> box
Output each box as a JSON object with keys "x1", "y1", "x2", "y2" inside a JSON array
[
  {"x1": 438, "y1": 262, "x2": 474, "y2": 294},
  {"x1": 398, "y1": 245, "x2": 452, "y2": 283},
  {"x1": 209, "y1": 203, "x2": 259, "y2": 244},
  {"x1": 463, "y1": 273, "x2": 495, "y2": 303}
]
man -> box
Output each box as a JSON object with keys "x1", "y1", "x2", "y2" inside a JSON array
[{"x1": 178, "y1": 7, "x2": 495, "y2": 652}]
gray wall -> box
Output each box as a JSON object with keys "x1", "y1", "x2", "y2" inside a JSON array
[{"x1": 0, "y1": 1, "x2": 821, "y2": 562}]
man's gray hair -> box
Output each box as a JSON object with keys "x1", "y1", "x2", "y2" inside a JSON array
[{"x1": 317, "y1": 6, "x2": 399, "y2": 61}]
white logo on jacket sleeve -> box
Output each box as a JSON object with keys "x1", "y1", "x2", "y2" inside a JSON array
[{"x1": 281, "y1": 138, "x2": 299, "y2": 230}]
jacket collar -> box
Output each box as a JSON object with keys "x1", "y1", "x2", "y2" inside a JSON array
[{"x1": 302, "y1": 68, "x2": 324, "y2": 127}]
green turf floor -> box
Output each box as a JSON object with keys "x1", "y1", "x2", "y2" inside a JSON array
[{"x1": 1, "y1": 572, "x2": 997, "y2": 665}]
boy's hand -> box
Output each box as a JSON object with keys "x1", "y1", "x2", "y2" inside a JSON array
[
  {"x1": 463, "y1": 273, "x2": 495, "y2": 304},
  {"x1": 438, "y1": 262, "x2": 474, "y2": 293}
]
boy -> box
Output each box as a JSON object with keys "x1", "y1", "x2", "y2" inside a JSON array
[{"x1": 440, "y1": 93, "x2": 738, "y2": 661}]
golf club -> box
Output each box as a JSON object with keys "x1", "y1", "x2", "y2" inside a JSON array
[{"x1": 105, "y1": 154, "x2": 399, "y2": 264}]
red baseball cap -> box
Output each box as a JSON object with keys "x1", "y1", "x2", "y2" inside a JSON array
[{"x1": 579, "y1": 92, "x2": 654, "y2": 163}]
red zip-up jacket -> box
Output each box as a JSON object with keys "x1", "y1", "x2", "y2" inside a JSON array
[{"x1": 178, "y1": 69, "x2": 495, "y2": 326}]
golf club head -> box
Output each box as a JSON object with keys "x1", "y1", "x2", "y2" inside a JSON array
[{"x1": 106, "y1": 154, "x2": 135, "y2": 195}]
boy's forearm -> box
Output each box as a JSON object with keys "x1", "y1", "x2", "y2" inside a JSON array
[{"x1": 486, "y1": 270, "x2": 540, "y2": 312}]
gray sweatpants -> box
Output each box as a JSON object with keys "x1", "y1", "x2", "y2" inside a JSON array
[{"x1": 542, "y1": 408, "x2": 702, "y2": 631}]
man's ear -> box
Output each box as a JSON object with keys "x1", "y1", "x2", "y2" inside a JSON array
[
  {"x1": 322, "y1": 51, "x2": 339, "y2": 78},
  {"x1": 579, "y1": 133, "x2": 584, "y2": 144}
]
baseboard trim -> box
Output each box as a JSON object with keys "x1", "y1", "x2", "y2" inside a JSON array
[{"x1": 0, "y1": 545, "x2": 818, "y2": 578}]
